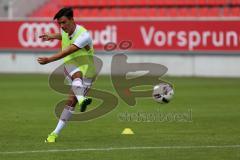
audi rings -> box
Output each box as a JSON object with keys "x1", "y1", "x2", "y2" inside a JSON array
[{"x1": 18, "y1": 23, "x2": 59, "y2": 47}]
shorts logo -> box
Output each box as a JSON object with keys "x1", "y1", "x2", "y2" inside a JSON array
[{"x1": 18, "y1": 23, "x2": 59, "y2": 47}]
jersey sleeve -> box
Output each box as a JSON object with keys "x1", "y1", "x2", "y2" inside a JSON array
[{"x1": 73, "y1": 32, "x2": 92, "y2": 49}]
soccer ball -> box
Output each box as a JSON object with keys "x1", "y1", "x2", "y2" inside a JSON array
[{"x1": 152, "y1": 83, "x2": 174, "y2": 103}]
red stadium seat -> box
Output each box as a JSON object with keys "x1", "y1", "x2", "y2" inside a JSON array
[
  {"x1": 198, "y1": 7, "x2": 209, "y2": 17},
  {"x1": 231, "y1": 0, "x2": 240, "y2": 5},
  {"x1": 189, "y1": 7, "x2": 199, "y2": 17},
  {"x1": 29, "y1": 0, "x2": 235, "y2": 18},
  {"x1": 118, "y1": 0, "x2": 148, "y2": 6},
  {"x1": 229, "y1": 7, "x2": 240, "y2": 16},
  {"x1": 197, "y1": 0, "x2": 208, "y2": 5},
  {"x1": 168, "y1": 8, "x2": 179, "y2": 17},
  {"x1": 183, "y1": 8, "x2": 196, "y2": 17},
  {"x1": 148, "y1": 8, "x2": 158, "y2": 17},
  {"x1": 208, "y1": 8, "x2": 220, "y2": 16}
]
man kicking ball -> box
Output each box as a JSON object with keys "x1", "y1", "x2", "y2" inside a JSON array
[{"x1": 37, "y1": 7, "x2": 96, "y2": 143}]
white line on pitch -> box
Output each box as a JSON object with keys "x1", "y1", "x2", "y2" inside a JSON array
[{"x1": 0, "y1": 145, "x2": 240, "y2": 155}]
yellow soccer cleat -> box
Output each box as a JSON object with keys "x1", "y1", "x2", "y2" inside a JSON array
[{"x1": 45, "y1": 132, "x2": 58, "y2": 143}]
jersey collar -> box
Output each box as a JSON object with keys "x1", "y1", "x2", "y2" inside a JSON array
[{"x1": 69, "y1": 25, "x2": 80, "y2": 40}]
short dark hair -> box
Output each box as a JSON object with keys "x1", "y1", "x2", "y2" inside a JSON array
[{"x1": 54, "y1": 7, "x2": 73, "y2": 20}]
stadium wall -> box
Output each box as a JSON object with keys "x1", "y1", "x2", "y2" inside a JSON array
[
  {"x1": 1, "y1": 18, "x2": 240, "y2": 77},
  {"x1": 0, "y1": 52, "x2": 240, "y2": 77}
]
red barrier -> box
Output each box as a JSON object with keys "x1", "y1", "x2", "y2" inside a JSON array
[{"x1": 1, "y1": 20, "x2": 240, "y2": 52}]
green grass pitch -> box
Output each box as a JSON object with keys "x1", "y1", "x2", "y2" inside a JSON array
[{"x1": 0, "y1": 74, "x2": 240, "y2": 160}]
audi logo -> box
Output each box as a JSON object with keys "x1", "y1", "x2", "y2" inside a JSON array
[{"x1": 18, "y1": 23, "x2": 59, "y2": 47}]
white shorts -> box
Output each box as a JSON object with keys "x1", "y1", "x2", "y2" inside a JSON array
[{"x1": 63, "y1": 64, "x2": 93, "y2": 87}]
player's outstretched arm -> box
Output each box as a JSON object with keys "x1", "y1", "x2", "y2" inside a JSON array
[
  {"x1": 39, "y1": 33, "x2": 62, "y2": 41},
  {"x1": 37, "y1": 44, "x2": 79, "y2": 65}
]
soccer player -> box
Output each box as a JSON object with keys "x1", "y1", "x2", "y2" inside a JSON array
[{"x1": 37, "y1": 7, "x2": 96, "y2": 143}]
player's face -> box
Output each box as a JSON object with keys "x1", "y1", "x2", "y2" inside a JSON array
[{"x1": 57, "y1": 16, "x2": 75, "y2": 34}]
